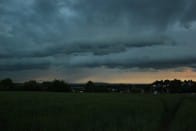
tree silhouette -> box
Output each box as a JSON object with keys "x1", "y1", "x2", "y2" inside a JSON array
[
  {"x1": 24, "y1": 80, "x2": 40, "y2": 91},
  {"x1": 0, "y1": 78, "x2": 13, "y2": 89},
  {"x1": 85, "y1": 80, "x2": 94, "y2": 92},
  {"x1": 48, "y1": 80, "x2": 71, "y2": 92}
]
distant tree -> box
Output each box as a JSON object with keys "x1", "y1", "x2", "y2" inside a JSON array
[
  {"x1": 169, "y1": 79, "x2": 182, "y2": 93},
  {"x1": 85, "y1": 80, "x2": 94, "y2": 92},
  {"x1": 42, "y1": 81, "x2": 52, "y2": 91},
  {"x1": 48, "y1": 80, "x2": 71, "y2": 92},
  {"x1": 0, "y1": 78, "x2": 13, "y2": 89},
  {"x1": 152, "y1": 80, "x2": 164, "y2": 93},
  {"x1": 24, "y1": 80, "x2": 40, "y2": 91},
  {"x1": 164, "y1": 80, "x2": 170, "y2": 86}
]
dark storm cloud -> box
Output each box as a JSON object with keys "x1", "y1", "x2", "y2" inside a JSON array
[
  {"x1": 62, "y1": 36, "x2": 175, "y2": 55},
  {"x1": 0, "y1": 57, "x2": 51, "y2": 71},
  {"x1": 0, "y1": 60, "x2": 50, "y2": 71},
  {"x1": 0, "y1": 62, "x2": 50, "y2": 71},
  {"x1": 0, "y1": 31, "x2": 174, "y2": 58},
  {"x1": 181, "y1": 1, "x2": 196, "y2": 25},
  {"x1": 70, "y1": 0, "x2": 196, "y2": 28},
  {"x1": 0, "y1": 0, "x2": 196, "y2": 75},
  {"x1": 69, "y1": 45, "x2": 196, "y2": 69},
  {"x1": 33, "y1": 0, "x2": 58, "y2": 15}
]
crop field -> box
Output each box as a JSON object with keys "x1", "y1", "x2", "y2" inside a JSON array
[{"x1": 0, "y1": 92, "x2": 196, "y2": 131}]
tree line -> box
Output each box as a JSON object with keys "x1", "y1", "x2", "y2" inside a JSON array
[
  {"x1": 0, "y1": 78, "x2": 71, "y2": 92},
  {"x1": 0, "y1": 78, "x2": 196, "y2": 93},
  {"x1": 152, "y1": 79, "x2": 196, "y2": 93}
]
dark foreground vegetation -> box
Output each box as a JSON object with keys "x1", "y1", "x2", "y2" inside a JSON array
[
  {"x1": 0, "y1": 92, "x2": 196, "y2": 131},
  {"x1": 1, "y1": 78, "x2": 196, "y2": 94}
]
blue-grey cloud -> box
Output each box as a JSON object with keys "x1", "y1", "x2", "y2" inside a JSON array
[{"x1": 0, "y1": 0, "x2": 196, "y2": 81}]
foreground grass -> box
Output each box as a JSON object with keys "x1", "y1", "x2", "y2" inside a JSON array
[{"x1": 0, "y1": 92, "x2": 196, "y2": 131}]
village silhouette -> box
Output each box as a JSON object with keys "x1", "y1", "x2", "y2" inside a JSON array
[{"x1": 1, "y1": 78, "x2": 196, "y2": 94}]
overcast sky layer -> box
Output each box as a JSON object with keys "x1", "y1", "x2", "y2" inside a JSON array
[{"x1": 0, "y1": 0, "x2": 196, "y2": 83}]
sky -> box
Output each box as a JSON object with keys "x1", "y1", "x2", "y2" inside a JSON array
[{"x1": 0, "y1": 0, "x2": 196, "y2": 83}]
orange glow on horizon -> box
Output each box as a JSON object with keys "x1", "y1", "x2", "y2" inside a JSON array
[
  {"x1": 76, "y1": 69, "x2": 196, "y2": 83},
  {"x1": 32, "y1": 68, "x2": 196, "y2": 84}
]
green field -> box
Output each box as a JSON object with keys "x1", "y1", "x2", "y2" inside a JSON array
[{"x1": 0, "y1": 92, "x2": 196, "y2": 131}]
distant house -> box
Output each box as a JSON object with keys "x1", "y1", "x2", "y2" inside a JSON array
[
  {"x1": 153, "y1": 90, "x2": 158, "y2": 95},
  {"x1": 151, "y1": 81, "x2": 165, "y2": 93},
  {"x1": 72, "y1": 87, "x2": 85, "y2": 93},
  {"x1": 131, "y1": 84, "x2": 151, "y2": 94},
  {"x1": 69, "y1": 84, "x2": 85, "y2": 93}
]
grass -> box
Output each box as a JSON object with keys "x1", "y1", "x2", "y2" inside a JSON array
[{"x1": 0, "y1": 92, "x2": 196, "y2": 131}]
